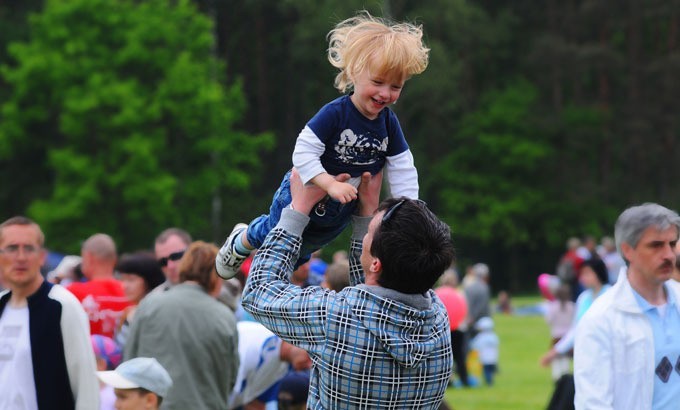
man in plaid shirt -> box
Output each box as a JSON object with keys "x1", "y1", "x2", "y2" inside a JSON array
[{"x1": 241, "y1": 169, "x2": 455, "y2": 409}]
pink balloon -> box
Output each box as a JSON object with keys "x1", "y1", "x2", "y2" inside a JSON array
[
  {"x1": 434, "y1": 286, "x2": 468, "y2": 330},
  {"x1": 538, "y1": 273, "x2": 557, "y2": 301}
]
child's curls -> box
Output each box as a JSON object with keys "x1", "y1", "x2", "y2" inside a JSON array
[{"x1": 327, "y1": 11, "x2": 430, "y2": 93}]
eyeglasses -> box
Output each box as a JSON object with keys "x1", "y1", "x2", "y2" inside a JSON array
[
  {"x1": 382, "y1": 199, "x2": 427, "y2": 223},
  {"x1": 158, "y1": 250, "x2": 185, "y2": 267},
  {"x1": 0, "y1": 244, "x2": 41, "y2": 257}
]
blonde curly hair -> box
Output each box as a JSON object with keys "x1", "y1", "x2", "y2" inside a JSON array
[{"x1": 327, "y1": 11, "x2": 430, "y2": 93}]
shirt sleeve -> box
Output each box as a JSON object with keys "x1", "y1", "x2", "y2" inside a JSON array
[
  {"x1": 385, "y1": 149, "x2": 419, "y2": 199},
  {"x1": 573, "y1": 310, "x2": 615, "y2": 410},
  {"x1": 55, "y1": 286, "x2": 100, "y2": 410},
  {"x1": 292, "y1": 125, "x2": 328, "y2": 185},
  {"x1": 241, "y1": 208, "x2": 334, "y2": 354}
]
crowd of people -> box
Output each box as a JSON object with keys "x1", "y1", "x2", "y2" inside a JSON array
[
  {"x1": 3, "y1": 7, "x2": 680, "y2": 410},
  {"x1": 541, "y1": 204, "x2": 680, "y2": 410}
]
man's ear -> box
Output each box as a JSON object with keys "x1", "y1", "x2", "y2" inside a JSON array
[
  {"x1": 370, "y1": 257, "x2": 382, "y2": 273},
  {"x1": 621, "y1": 242, "x2": 634, "y2": 263}
]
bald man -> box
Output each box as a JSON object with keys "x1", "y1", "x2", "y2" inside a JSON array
[{"x1": 67, "y1": 233, "x2": 130, "y2": 337}]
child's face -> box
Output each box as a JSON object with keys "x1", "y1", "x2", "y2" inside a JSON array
[
  {"x1": 350, "y1": 69, "x2": 404, "y2": 120},
  {"x1": 114, "y1": 388, "x2": 156, "y2": 410}
]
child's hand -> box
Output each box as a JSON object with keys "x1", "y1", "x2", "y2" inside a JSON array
[{"x1": 327, "y1": 180, "x2": 358, "y2": 204}]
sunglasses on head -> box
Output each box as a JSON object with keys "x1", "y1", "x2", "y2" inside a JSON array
[
  {"x1": 158, "y1": 250, "x2": 185, "y2": 267},
  {"x1": 382, "y1": 199, "x2": 427, "y2": 223}
]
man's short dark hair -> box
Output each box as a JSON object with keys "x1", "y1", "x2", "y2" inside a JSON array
[{"x1": 371, "y1": 197, "x2": 455, "y2": 294}]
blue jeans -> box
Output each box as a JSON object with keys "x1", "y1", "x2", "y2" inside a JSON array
[
  {"x1": 247, "y1": 170, "x2": 357, "y2": 268},
  {"x1": 482, "y1": 364, "x2": 497, "y2": 386}
]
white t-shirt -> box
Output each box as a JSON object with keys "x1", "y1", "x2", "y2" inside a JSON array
[
  {"x1": 228, "y1": 321, "x2": 289, "y2": 409},
  {"x1": 471, "y1": 330, "x2": 500, "y2": 365},
  {"x1": 0, "y1": 305, "x2": 38, "y2": 410}
]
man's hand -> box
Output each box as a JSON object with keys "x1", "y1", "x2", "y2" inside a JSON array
[
  {"x1": 357, "y1": 171, "x2": 382, "y2": 217},
  {"x1": 290, "y1": 168, "x2": 350, "y2": 215}
]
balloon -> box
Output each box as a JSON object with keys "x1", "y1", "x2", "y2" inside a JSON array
[
  {"x1": 434, "y1": 286, "x2": 468, "y2": 330},
  {"x1": 538, "y1": 273, "x2": 559, "y2": 301}
]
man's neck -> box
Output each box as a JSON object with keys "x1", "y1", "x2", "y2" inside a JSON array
[
  {"x1": 628, "y1": 270, "x2": 666, "y2": 306},
  {"x1": 10, "y1": 276, "x2": 44, "y2": 308},
  {"x1": 88, "y1": 267, "x2": 115, "y2": 280}
]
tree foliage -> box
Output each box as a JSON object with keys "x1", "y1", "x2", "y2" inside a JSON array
[
  {"x1": 0, "y1": 0, "x2": 272, "y2": 251},
  {"x1": 2, "y1": 0, "x2": 680, "y2": 290}
]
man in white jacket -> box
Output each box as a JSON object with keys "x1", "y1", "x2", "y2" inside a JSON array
[
  {"x1": 574, "y1": 203, "x2": 680, "y2": 410},
  {"x1": 0, "y1": 216, "x2": 99, "y2": 410}
]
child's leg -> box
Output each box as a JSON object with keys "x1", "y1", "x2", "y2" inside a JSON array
[
  {"x1": 216, "y1": 172, "x2": 292, "y2": 279},
  {"x1": 297, "y1": 198, "x2": 357, "y2": 265},
  {"x1": 215, "y1": 223, "x2": 250, "y2": 279},
  {"x1": 483, "y1": 365, "x2": 493, "y2": 385}
]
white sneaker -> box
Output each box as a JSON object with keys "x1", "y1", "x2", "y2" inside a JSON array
[{"x1": 215, "y1": 223, "x2": 250, "y2": 279}]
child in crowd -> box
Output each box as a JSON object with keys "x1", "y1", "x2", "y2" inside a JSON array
[
  {"x1": 91, "y1": 334, "x2": 123, "y2": 410},
  {"x1": 96, "y1": 357, "x2": 173, "y2": 410},
  {"x1": 470, "y1": 317, "x2": 500, "y2": 386},
  {"x1": 543, "y1": 283, "x2": 575, "y2": 381},
  {"x1": 216, "y1": 11, "x2": 429, "y2": 279}
]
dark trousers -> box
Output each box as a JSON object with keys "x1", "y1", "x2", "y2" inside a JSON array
[
  {"x1": 546, "y1": 374, "x2": 575, "y2": 410},
  {"x1": 482, "y1": 364, "x2": 497, "y2": 385},
  {"x1": 451, "y1": 329, "x2": 469, "y2": 386}
]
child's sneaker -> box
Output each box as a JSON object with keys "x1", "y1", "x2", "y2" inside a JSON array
[{"x1": 216, "y1": 223, "x2": 250, "y2": 279}]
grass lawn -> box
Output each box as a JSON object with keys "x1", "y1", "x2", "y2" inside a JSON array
[{"x1": 444, "y1": 296, "x2": 556, "y2": 410}]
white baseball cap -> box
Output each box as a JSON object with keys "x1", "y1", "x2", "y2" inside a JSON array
[{"x1": 97, "y1": 357, "x2": 173, "y2": 398}]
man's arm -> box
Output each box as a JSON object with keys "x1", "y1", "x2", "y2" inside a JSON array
[
  {"x1": 573, "y1": 311, "x2": 615, "y2": 409},
  {"x1": 348, "y1": 172, "x2": 382, "y2": 286},
  {"x1": 242, "y1": 169, "x2": 348, "y2": 352},
  {"x1": 54, "y1": 286, "x2": 100, "y2": 410}
]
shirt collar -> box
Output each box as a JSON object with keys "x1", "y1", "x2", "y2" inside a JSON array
[{"x1": 631, "y1": 283, "x2": 677, "y2": 313}]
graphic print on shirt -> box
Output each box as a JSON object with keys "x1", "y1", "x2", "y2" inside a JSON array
[
  {"x1": 334, "y1": 129, "x2": 387, "y2": 166},
  {"x1": 0, "y1": 322, "x2": 21, "y2": 364},
  {"x1": 0, "y1": 306, "x2": 38, "y2": 410},
  {"x1": 81, "y1": 294, "x2": 124, "y2": 336},
  {"x1": 656, "y1": 356, "x2": 673, "y2": 383}
]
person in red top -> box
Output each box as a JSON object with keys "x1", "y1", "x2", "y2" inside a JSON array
[{"x1": 67, "y1": 233, "x2": 130, "y2": 337}]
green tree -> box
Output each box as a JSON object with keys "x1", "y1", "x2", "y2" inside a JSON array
[
  {"x1": 434, "y1": 79, "x2": 557, "y2": 288},
  {"x1": 0, "y1": 0, "x2": 271, "y2": 252}
]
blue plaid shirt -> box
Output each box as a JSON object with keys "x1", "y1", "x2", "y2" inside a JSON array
[{"x1": 242, "y1": 208, "x2": 453, "y2": 409}]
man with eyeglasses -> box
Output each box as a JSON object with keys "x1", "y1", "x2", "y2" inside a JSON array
[
  {"x1": 150, "y1": 228, "x2": 191, "y2": 294},
  {"x1": 241, "y1": 169, "x2": 456, "y2": 409},
  {"x1": 0, "y1": 216, "x2": 100, "y2": 409}
]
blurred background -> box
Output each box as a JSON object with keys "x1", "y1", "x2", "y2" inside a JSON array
[{"x1": 2, "y1": 0, "x2": 679, "y2": 293}]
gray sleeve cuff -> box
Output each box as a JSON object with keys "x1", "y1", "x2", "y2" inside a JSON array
[
  {"x1": 276, "y1": 207, "x2": 310, "y2": 237},
  {"x1": 351, "y1": 215, "x2": 372, "y2": 241}
]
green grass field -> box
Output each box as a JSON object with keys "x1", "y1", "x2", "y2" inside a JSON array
[{"x1": 444, "y1": 297, "x2": 556, "y2": 410}]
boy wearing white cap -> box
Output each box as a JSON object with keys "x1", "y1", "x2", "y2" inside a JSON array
[
  {"x1": 470, "y1": 316, "x2": 500, "y2": 386},
  {"x1": 96, "y1": 357, "x2": 172, "y2": 410}
]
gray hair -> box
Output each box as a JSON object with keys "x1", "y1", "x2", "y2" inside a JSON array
[
  {"x1": 614, "y1": 203, "x2": 680, "y2": 262},
  {"x1": 472, "y1": 263, "x2": 490, "y2": 278}
]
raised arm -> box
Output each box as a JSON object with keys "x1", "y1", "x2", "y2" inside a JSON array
[
  {"x1": 348, "y1": 172, "x2": 383, "y2": 286},
  {"x1": 242, "y1": 169, "x2": 351, "y2": 352}
]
